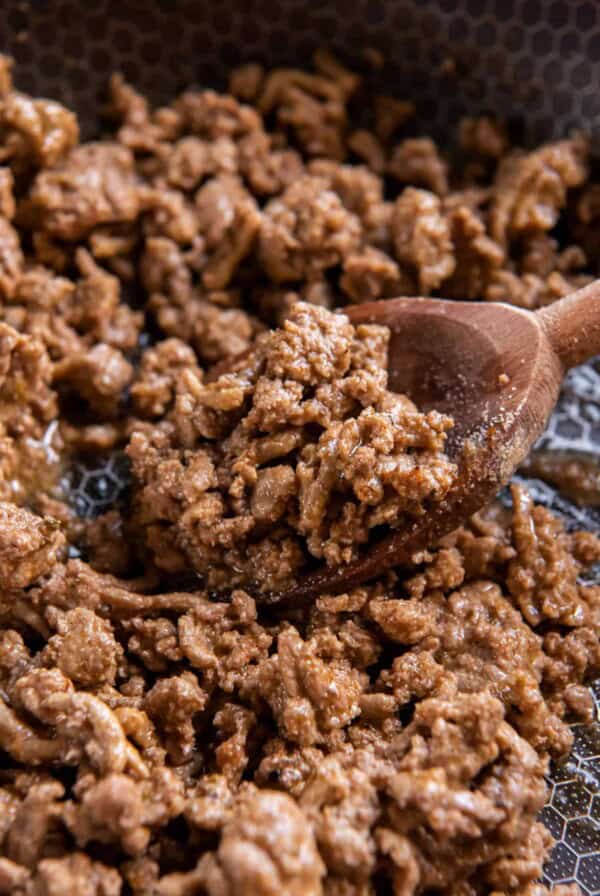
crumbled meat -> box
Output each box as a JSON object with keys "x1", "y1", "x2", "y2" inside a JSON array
[
  {"x1": 144, "y1": 672, "x2": 207, "y2": 763},
  {"x1": 198, "y1": 786, "x2": 325, "y2": 896},
  {"x1": 489, "y1": 138, "x2": 588, "y2": 244},
  {"x1": 70, "y1": 250, "x2": 143, "y2": 353},
  {"x1": 443, "y1": 205, "x2": 505, "y2": 300},
  {"x1": 371, "y1": 577, "x2": 573, "y2": 757},
  {"x1": 125, "y1": 616, "x2": 182, "y2": 672},
  {"x1": 0, "y1": 774, "x2": 66, "y2": 869},
  {"x1": 0, "y1": 216, "x2": 23, "y2": 298},
  {"x1": 2, "y1": 253, "x2": 142, "y2": 375},
  {"x1": 139, "y1": 236, "x2": 192, "y2": 305},
  {"x1": 65, "y1": 767, "x2": 184, "y2": 859},
  {"x1": 141, "y1": 236, "x2": 261, "y2": 365},
  {"x1": 237, "y1": 130, "x2": 304, "y2": 197},
  {"x1": 0, "y1": 857, "x2": 29, "y2": 892},
  {"x1": 0, "y1": 56, "x2": 78, "y2": 170},
  {"x1": 43, "y1": 608, "x2": 122, "y2": 688},
  {"x1": 259, "y1": 66, "x2": 351, "y2": 161},
  {"x1": 1, "y1": 486, "x2": 600, "y2": 893},
  {"x1": 0, "y1": 167, "x2": 16, "y2": 219},
  {"x1": 258, "y1": 626, "x2": 364, "y2": 745},
  {"x1": 28, "y1": 143, "x2": 140, "y2": 240},
  {"x1": 392, "y1": 188, "x2": 455, "y2": 293},
  {"x1": 506, "y1": 485, "x2": 598, "y2": 627},
  {"x1": 108, "y1": 73, "x2": 166, "y2": 157},
  {"x1": 388, "y1": 137, "x2": 449, "y2": 195},
  {"x1": 128, "y1": 302, "x2": 455, "y2": 589},
  {"x1": 165, "y1": 135, "x2": 237, "y2": 191},
  {"x1": 0, "y1": 323, "x2": 60, "y2": 505},
  {"x1": 382, "y1": 692, "x2": 550, "y2": 892},
  {"x1": 152, "y1": 293, "x2": 260, "y2": 366},
  {"x1": 485, "y1": 268, "x2": 573, "y2": 309},
  {"x1": 53, "y1": 343, "x2": 133, "y2": 418},
  {"x1": 0, "y1": 322, "x2": 56, "y2": 437},
  {"x1": 259, "y1": 175, "x2": 362, "y2": 282},
  {"x1": 139, "y1": 184, "x2": 197, "y2": 245},
  {"x1": 299, "y1": 750, "x2": 380, "y2": 882},
  {"x1": 0, "y1": 49, "x2": 598, "y2": 896},
  {"x1": 176, "y1": 89, "x2": 262, "y2": 141},
  {"x1": 340, "y1": 247, "x2": 414, "y2": 303},
  {"x1": 176, "y1": 589, "x2": 272, "y2": 693},
  {"x1": 0, "y1": 503, "x2": 63, "y2": 588},
  {"x1": 131, "y1": 339, "x2": 200, "y2": 419},
  {"x1": 25, "y1": 853, "x2": 121, "y2": 896},
  {"x1": 307, "y1": 160, "x2": 389, "y2": 245},
  {"x1": 194, "y1": 175, "x2": 261, "y2": 288},
  {"x1": 519, "y1": 233, "x2": 587, "y2": 279}
]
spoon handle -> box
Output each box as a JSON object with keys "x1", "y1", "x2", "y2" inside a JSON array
[{"x1": 536, "y1": 278, "x2": 600, "y2": 370}]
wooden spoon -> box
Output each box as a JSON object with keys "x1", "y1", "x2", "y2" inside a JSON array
[{"x1": 267, "y1": 280, "x2": 600, "y2": 606}]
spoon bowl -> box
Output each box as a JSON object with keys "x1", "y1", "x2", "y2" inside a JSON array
[
  {"x1": 266, "y1": 281, "x2": 600, "y2": 606},
  {"x1": 350, "y1": 297, "x2": 558, "y2": 456}
]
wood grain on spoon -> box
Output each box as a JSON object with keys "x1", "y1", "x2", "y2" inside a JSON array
[{"x1": 265, "y1": 279, "x2": 600, "y2": 606}]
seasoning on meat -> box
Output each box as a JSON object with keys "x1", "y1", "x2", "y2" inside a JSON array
[
  {"x1": 128, "y1": 302, "x2": 456, "y2": 591},
  {"x1": 0, "y1": 49, "x2": 598, "y2": 896}
]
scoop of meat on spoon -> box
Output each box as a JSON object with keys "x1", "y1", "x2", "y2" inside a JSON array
[{"x1": 267, "y1": 280, "x2": 600, "y2": 606}]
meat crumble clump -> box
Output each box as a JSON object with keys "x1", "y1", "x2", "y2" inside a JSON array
[
  {"x1": 0, "y1": 50, "x2": 598, "y2": 896},
  {"x1": 127, "y1": 302, "x2": 456, "y2": 591}
]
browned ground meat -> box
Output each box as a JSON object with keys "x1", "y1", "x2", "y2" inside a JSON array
[
  {"x1": 1, "y1": 489, "x2": 599, "y2": 895},
  {"x1": 0, "y1": 51, "x2": 598, "y2": 896},
  {"x1": 128, "y1": 302, "x2": 456, "y2": 591}
]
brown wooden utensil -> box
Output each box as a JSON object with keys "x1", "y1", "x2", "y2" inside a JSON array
[{"x1": 267, "y1": 280, "x2": 600, "y2": 606}]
